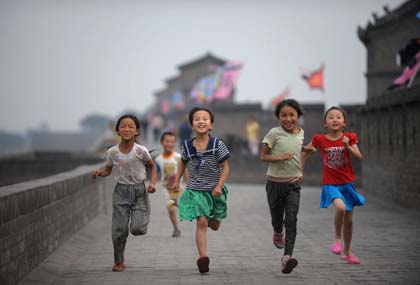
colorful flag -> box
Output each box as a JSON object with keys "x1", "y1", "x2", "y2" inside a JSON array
[
  {"x1": 302, "y1": 63, "x2": 325, "y2": 91},
  {"x1": 271, "y1": 86, "x2": 290, "y2": 107},
  {"x1": 213, "y1": 61, "x2": 243, "y2": 100},
  {"x1": 171, "y1": 90, "x2": 185, "y2": 110},
  {"x1": 190, "y1": 60, "x2": 243, "y2": 103},
  {"x1": 388, "y1": 51, "x2": 420, "y2": 90},
  {"x1": 190, "y1": 73, "x2": 219, "y2": 103},
  {"x1": 160, "y1": 98, "x2": 170, "y2": 114}
]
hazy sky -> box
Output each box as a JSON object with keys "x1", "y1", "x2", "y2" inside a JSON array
[{"x1": 0, "y1": 0, "x2": 404, "y2": 133}]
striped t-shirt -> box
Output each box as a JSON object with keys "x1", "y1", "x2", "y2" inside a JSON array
[{"x1": 181, "y1": 136, "x2": 230, "y2": 192}]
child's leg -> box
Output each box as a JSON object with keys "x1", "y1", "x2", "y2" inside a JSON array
[
  {"x1": 266, "y1": 181, "x2": 286, "y2": 234},
  {"x1": 167, "y1": 203, "x2": 180, "y2": 231},
  {"x1": 332, "y1": 198, "x2": 346, "y2": 242},
  {"x1": 196, "y1": 216, "x2": 208, "y2": 257},
  {"x1": 342, "y1": 211, "x2": 354, "y2": 256},
  {"x1": 130, "y1": 184, "x2": 150, "y2": 236},
  {"x1": 284, "y1": 185, "x2": 301, "y2": 256},
  {"x1": 112, "y1": 187, "x2": 131, "y2": 265}
]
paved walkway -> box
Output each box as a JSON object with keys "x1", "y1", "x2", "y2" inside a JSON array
[{"x1": 19, "y1": 184, "x2": 420, "y2": 285}]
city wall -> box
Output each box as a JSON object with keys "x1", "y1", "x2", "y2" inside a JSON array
[{"x1": 0, "y1": 165, "x2": 113, "y2": 285}]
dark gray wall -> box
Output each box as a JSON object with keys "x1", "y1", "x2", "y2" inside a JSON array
[
  {"x1": 358, "y1": 0, "x2": 420, "y2": 209},
  {"x1": 360, "y1": 87, "x2": 420, "y2": 209},
  {"x1": 0, "y1": 165, "x2": 113, "y2": 285},
  {"x1": 0, "y1": 152, "x2": 102, "y2": 187}
]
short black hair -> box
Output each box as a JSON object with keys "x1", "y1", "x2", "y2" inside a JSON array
[
  {"x1": 115, "y1": 114, "x2": 140, "y2": 136},
  {"x1": 188, "y1": 107, "x2": 215, "y2": 125},
  {"x1": 274, "y1": 99, "x2": 303, "y2": 118},
  {"x1": 324, "y1": 106, "x2": 348, "y2": 123},
  {"x1": 160, "y1": 131, "x2": 176, "y2": 142}
]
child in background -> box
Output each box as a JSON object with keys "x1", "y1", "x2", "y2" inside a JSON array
[
  {"x1": 154, "y1": 131, "x2": 185, "y2": 238},
  {"x1": 171, "y1": 107, "x2": 230, "y2": 274},
  {"x1": 260, "y1": 99, "x2": 310, "y2": 274},
  {"x1": 304, "y1": 106, "x2": 364, "y2": 264},
  {"x1": 91, "y1": 114, "x2": 157, "y2": 272}
]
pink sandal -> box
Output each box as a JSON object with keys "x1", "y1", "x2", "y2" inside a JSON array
[
  {"x1": 330, "y1": 241, "x2": 342, "y2": 255},
  {"x1": 341, "y1": 254, "x2": 360, "y2": 264}
]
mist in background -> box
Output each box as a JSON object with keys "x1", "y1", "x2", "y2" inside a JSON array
[{"x1": 0, "y1": 0, "x2": 404, "y2": 134}]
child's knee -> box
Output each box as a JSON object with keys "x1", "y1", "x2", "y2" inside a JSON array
[
  {"x1": 197, "y1": 217, "x2": 208, "y2": 228},
  {"x1": 344, "y1": 216, "x2": 353, "y2": 227},
  {"x1": 167, "y1": 203, "x2": 177, "y2": 213},
  {"x1": 130, "y1": 225, "x2": 148, "y2": 236}
]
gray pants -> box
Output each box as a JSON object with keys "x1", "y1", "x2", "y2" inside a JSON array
[
  {"x1": 266, "y1": 180, "x2": 301, "y2": 256},
  {"x1": 112, "y1": 183, "x2": 150, "y2": 264}
]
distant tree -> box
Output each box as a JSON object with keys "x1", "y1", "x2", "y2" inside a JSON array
[{"x1": 79, "y1": 114, "x2": 111, "y2": 133}]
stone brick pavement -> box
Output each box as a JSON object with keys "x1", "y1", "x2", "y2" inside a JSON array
[{"x1": 19, "y1": 184, "x2": 420, "y2": 285}]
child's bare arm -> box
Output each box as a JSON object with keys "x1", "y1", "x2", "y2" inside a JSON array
[
  {"x1": 302, "y1": 142, "x2": 316, "y2": 154},
  {"x1": 343, "y1": 136, "x2": 363, "y2": 161},
  {"x1": 260, "y1": 144, "x2": 294, "y2": 162},
  {"x1": 172, "y1": 160, "x2": 187, "y2": 191},
  {"x1": 91, "y1": 165, "x2": 112, "y2": 178},
  {"x1": 146, "y1": 159, "x2": 157, "y2": 193},
  {"x1": 182, "y1": 168, "x2": 189, "y2": 185},
  {"x1": 213, "y1": 160, "x2": 229, "y2": 197}
]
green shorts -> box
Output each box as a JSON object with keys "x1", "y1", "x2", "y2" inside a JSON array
[{"x1": 179, "y1": 185, "x2": 228, "y2": 221}]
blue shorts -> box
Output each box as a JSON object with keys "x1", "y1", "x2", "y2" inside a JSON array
[{"x1": 320, "y1": 183, "x2": 365, "y2": 211}]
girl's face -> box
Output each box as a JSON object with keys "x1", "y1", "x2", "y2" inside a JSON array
[
  {"x1": 191, "y1": 110, "x2": 213, "y2": 135},
  {"x1": 161, "y1": 135, "x2": 176, "y2": 153},
  {"x1": 118, "y1": 118, "x2": 138, "y2": 141},
  {"x1": 324, "y1": 109, "x2": 346, "y2": 132},
  {"x1": 279, "y1": 105, "x2": 299, "y2": 133}
]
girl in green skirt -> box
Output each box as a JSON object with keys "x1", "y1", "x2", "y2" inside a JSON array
[{"x1": 171, "y1": 107, "x2": 230, "y2": 274}]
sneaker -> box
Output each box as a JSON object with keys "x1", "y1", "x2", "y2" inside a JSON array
[
  {"x1": 112, "y1": 262, "x2": 126, "y2": 272},
  {"x1": 196, "y1": 256, "x2": 210, "y2": 273},
  {"x1": 341, "y1": 254, "x2": 360, "y2": 264},
  {"x1": 273, "y1": 231, "x2": 285, "y2": 249},
  {"x1": 330, "y1": 241, "x2": 342, "y2": 255},
  {"x1": 172, "y1": 229, "x2": 181, "y2": 238},
  {"x1": 281, "y1": 255, "x2": 298, "y2": 274}
]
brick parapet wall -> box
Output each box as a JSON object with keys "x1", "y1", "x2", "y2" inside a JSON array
[
  {"x1": 359, "y1": 86, "x2": 420, "y2": 209},
  {"x1": 0, "y1": 164, "x2": 112, "y2": 285}
]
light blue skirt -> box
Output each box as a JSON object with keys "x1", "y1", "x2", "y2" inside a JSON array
[{"x1": 320, "y1": 183, "x2": 365, "y2": 211}]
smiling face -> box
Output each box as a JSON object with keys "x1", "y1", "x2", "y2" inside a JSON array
[
  {"x1": 191, "y1": 110, "x2": 213, "y2": 135},
  {"x1": 117, "y1": 117, "x2": 138, "y2": 141},
  {"x1": 324, "y1": 109, "x2": 346, "y2": 132},
  {"x1": 278, "y1": 105, "x2": 299, "y2": 133},
  {"x1": 161, "y1": 134, "x2": 176, "y2": 153}
]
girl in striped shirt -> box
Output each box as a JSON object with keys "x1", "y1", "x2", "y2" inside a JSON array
[{"x1": 172, "y1": 107, "x2": 230, "y2": 274}]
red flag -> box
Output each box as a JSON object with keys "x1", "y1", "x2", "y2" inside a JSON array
[
  {"x1": 271, "y1": 86, "x2": 290, "y2": 107},
  {"x1": 302, "y1": 63, "x2": 325, "y2": 91}
]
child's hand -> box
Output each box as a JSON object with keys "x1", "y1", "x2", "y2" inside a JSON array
[
  {"x1": 302, "y1": 145, "x2": 316, "y2": 154},
  {"x1": 212, "y1": 186, "x2": 222, "y2": 197},
  {"x1": 91, "y1": 169, "x2": 101, "y2": 178},
  {"x1": 169, "y1": 179, "x2": 180, "y2": 192},
  {"x1": 342, "y1": 136, "x2": 350, "y2": 148},
  {"x1": 147, "y1": 183, "x2": 156, "y2": 193}
]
